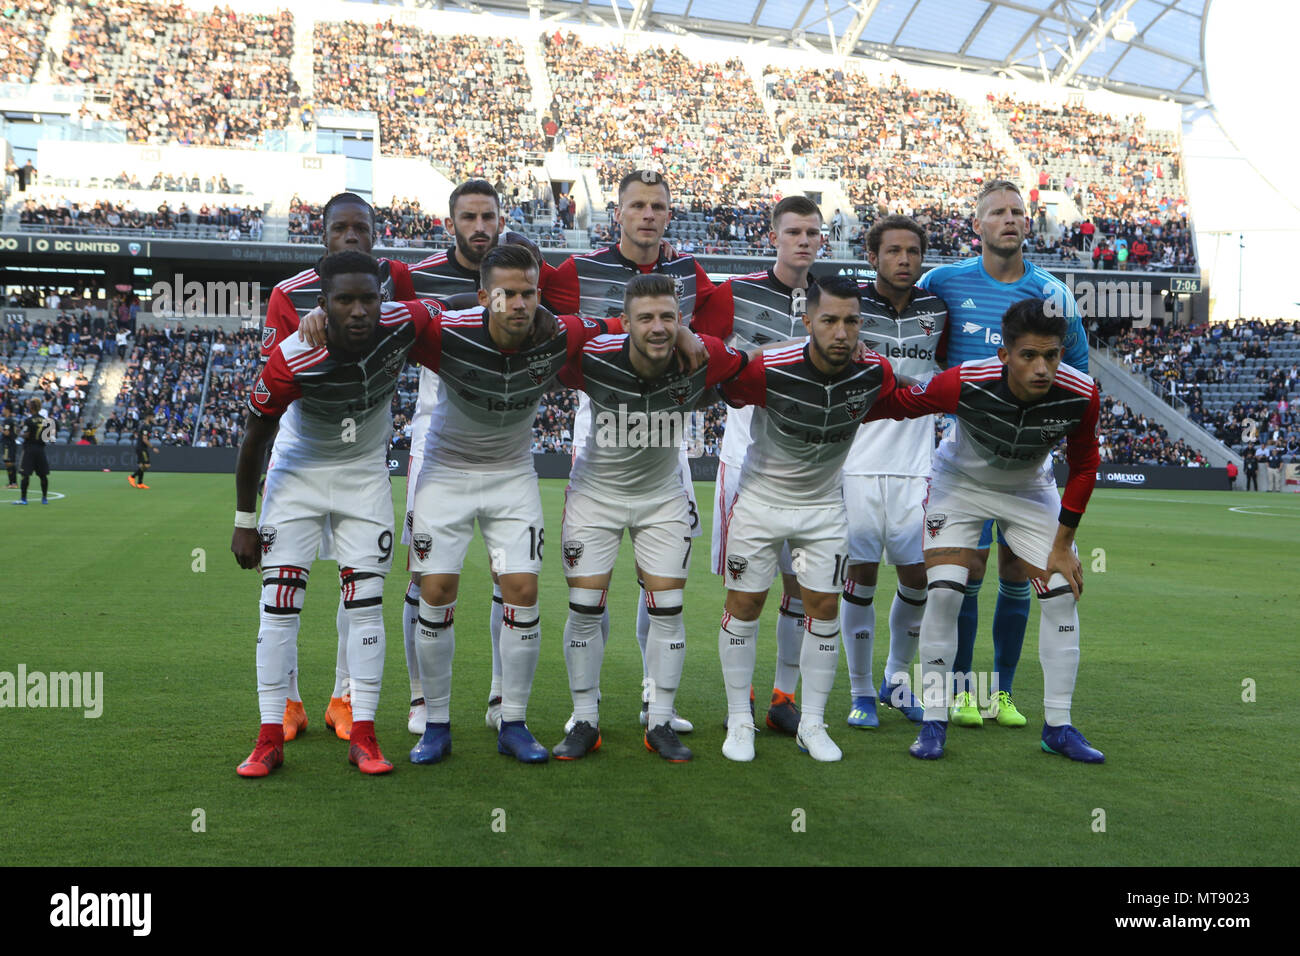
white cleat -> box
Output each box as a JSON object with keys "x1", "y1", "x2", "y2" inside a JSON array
[
  {"x1": 722, "y1": 719, "x2": 756, "y2": 762},
  {"x1": 485, "y1": 696, "x2": 502, "y2": 731},
  {"x1": 796, "y1": 720, "x2": 843, "y2": 762},
  {"x1": 407, "y1": 699, "x2": 427, "y2": 735},
  {"x1": 639, "y1": 702, "x2": 694, "y2": 734}
]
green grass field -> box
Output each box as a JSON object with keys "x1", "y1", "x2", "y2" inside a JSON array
[{"x1": 1, "y1": 472, "x2": 1297, "y2": 866}]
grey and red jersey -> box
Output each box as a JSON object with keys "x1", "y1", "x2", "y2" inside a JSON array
[
  {"x1": 845, "y1": 281, "x2": 950, "y2": 477},
  {"x1": 721, "y1": 342, "x2": 897, "y2": 508},
  {"x1": 691, "y1": 268, "x2": 814, "y2": 469},
  {"x1": 416, "y1": 305, "x2": 615, "y2": 473},
  {"x1": 249, "y1": 300, "x2": 440, "y2": 467},
  {"x1": 867, "y1": 356, "x2": 1101, "y2": 525},
  {"x1": 260, "y1": 258, "x2": 415, "y2": 360},
  {"x1": 404, "y1": 249, "x2": 486, "y2": 459},
  {"x1": 541, "y1": 245, "x2": 715, "y2": 320},
  {"x1": 560, "y1": 333, "x2": 746, "y2": 502}
]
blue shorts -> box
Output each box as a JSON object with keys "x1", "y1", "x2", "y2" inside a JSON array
[{"x1": 977, "y1": 519, "x2": 1009, "y2": 550}]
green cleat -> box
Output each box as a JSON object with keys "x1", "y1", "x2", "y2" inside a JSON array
[
  {"x1": 949, "y1": 691, "x2": 983, "y2": 728},
  {"x1": 991, "y1": 690, "x2": 1027, "y2": 727}
]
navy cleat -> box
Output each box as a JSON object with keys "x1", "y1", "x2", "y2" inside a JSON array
[
  {"x1": 1041, "y1": 723, "x2": 1105, "y2": 764},
  {"x1": 846, "y1": 695, "x2": 879, "y2": 729},
  {"x1": 880, "y1": 678, "x2": 925, "y2": 723},
  {"x1": 498, "y1": 720, "x2": 549, "y2": 763},
  {"x1": 409, "y1": 721, "x2": 452, "y2": 764},
  {"x1": 909, "y1": 720, "x2": 948, "y2": 760},
  {"x1": 14, "y1": 499, "x2": 27, "y2": 505},
  {"x1": 41, "y1": 496, "x2": 48, "y2": 504}
]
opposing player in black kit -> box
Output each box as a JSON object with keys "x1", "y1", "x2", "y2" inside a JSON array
[
  {"x1": 2, "y1": 404, "x2": 18, "y2": 488},
  {"x1": 15, "y1": 398, "x2": 53, "y2": 505},
  {"x1": 129, "y1": 413, "x2": 159, "y2": 489}
]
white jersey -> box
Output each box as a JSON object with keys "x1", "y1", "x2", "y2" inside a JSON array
[{"x1": 409, "y1": 367, "x2": 440, "y2": 461}]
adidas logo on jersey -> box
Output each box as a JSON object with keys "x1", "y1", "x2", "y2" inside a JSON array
[{"x1": 960, "y1": 298, "x2": 977, "y2": 309}]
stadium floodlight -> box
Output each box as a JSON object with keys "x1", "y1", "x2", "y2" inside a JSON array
[{"x1": 1111, "y1": 18, "x2": 1137, "y2": 43}]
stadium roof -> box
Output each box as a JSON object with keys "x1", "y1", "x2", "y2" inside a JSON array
[{"x1": 456, "y1": 0, "x2": 1209, "y2": 104}]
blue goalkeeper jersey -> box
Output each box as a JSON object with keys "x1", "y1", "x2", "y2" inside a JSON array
[{"x1": 918, "y1": 257, "x2": 1088, "y2": 373}]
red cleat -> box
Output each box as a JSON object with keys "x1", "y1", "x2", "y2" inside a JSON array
[
  {"x1": 347, "y1": 722, "x2": 393, "y2": 775},
  {"x1": 283, "y1": 699, "x2": 308, "y2": 741},
  {"x1": 237, "y1": 724, "x2": 285, "y2": 778}
]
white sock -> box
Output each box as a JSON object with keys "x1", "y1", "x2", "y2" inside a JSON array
[
  {"x1": 258, "y1": 567, "x2": 307, "y2": 724},
  {"x1": 799, "y1": 617, "x2": 839, "y2": 724},
  {"x1": 341, "y1": 572, "x2": 386, "y2": 723},
  {"x1": 416, "y1": 599, "x2": 456, "y2": 723},
  {"x1": 719, "y1": 613, "x2": 759, "y2": 724},
  {"x1": 885, "y1": 582, "x2": 927, "y2": 684},
  {"x1": 841, "y1": 580, "x2": 876, "y2": 698},
  {"x1": 644, "y1": 590, "x2": 685, "y2": 727},
  {"x1": 773, "y1": 594, "x2": 803, "y2": 695},
  {"x1": 285, "y1": 638, "x2": 301, "y2": 703},
  {"x1": 332, "y1": 590, "x2": 349, "y2": 697},
  {"x1": 499, "y1": 601, "x2": 540, "y2": 723},
  {"x1": 636, "y1": 583, "x2": 651, "y2": 680},
  {"x1": 489, "y1": 583, "x2": 503, "y2": 699},
  {"x1": 919, "y1": 564, "x2": 968, "y2": 722},
  {"x1": 1036, "y1": 574, "x2": 1081, "y2": 727},
  {"x1": 564, "y1": 589, "x2": 606, "y2": 725},
  {"x1": 403, "y1": 579, "x2": 422, "y2": 701}
]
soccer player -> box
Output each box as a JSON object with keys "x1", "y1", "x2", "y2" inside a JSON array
[
  {"x1": 231, "y1": 251, "x2": 439, "y2": 777},
  {"x1": 840, "y1": 215, "x2": 949, "y2": 728},
  {"x1": 690, "y1": 194, "x2": 822, "y2": 735},
  {"x1": 402, "y1": 244, "x2": 632, "y2": 765},
  {"x1": 262, "y1": 191, "x2": 415, "y2": 742},
  {"x1": 715, "y1": 277, "x2": 897, "y2": 762},
  {"x1": 542, "y1": 169, "x2": 714, "y2": 733},
  {"x1": 552, "y1": 274, "x2": 746, "y2": 762},
  {"x1": 866, "y1": 298, "x2": 1103, "y2": 763},
  {"x1": 402, "y1": 179, "x2": 540, "y2": 736},
  {"x1": 129, "y1": 413, "x2": 159, "y2": 489},
  {"x1": 15, "y1": 398, "x2": 53, "y2": 505},
  {"x1": 3, "y1": 404, "x2": 19, "y2": 488},
  {"x1": 917, "y1": 180, "x2": 1087, "y2": 728}
]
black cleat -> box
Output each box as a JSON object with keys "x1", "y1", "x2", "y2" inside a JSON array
[
  {"x1": 765, "y1": 691, "x2": 801, "y2": 736},
  {"x1": 552, "y1": 720, "x2": 601, "y2": 760},
  {"x1": 644, "y1": 722, "x2": 693, "y2": 762}
]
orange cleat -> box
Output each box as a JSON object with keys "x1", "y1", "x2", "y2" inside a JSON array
[
  {"x1": 324, "y1": 694, "x2": 352, "y2": 740},
  {"x1": 137, "y1": 483, "x2": 151, "y2": 489},
  {"x1": 283, "y1": 699, "x2": 308, "y2": 741},
  {"x1": 128, "y1": 475, "x2": 137, "y2": 487},
  {"x1": 348, "y1": 725, "x2": 394, "y2": 775},
  {"x1": 237, "y1": 727, "x2": 285, "y2": 778}
]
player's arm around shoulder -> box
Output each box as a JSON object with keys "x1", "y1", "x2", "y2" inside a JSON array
[
  {"x1": 718, "y1": 348, "x2": 768, "y2": 409},
  {"x1": 232, "y1": 409, "x2": 280, "y2": 570},
  {"x1": 865, "y1": 363, "x2": 960, "y2": 421}
]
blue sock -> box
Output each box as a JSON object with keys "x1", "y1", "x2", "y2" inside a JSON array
[
  {"x1": 992, "y1": 579, "x2": 1032, "y2": 695},
  {"x1": 954, "y1": 578, "x2": 981, "y2": 694}
]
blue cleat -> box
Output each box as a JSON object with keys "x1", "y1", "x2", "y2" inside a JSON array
[
  {"x1": 498, "y1": 720, "x2": 549, "y2": 763},
  {"x1": 41, "y1": 497, "x2": 47, "y2": 505},
  {"x1": 846, "y1": 695, "x2": 879, "y2": 729},
  {"x1": 880, "y1": 678, "x2": 925, "y2": 723},
  {"x1": 409, "y1": 722, "x2": 452, "y2": 764},
  {"x1": 14, "y1": 499, "x2": 27, "y2": 505},
  {"x1": 909, "y1": 720, "x2": 948, "y2": 760},
  {"x1": 1041, "y1": 723, "x2": 1105, "y2": 763}
]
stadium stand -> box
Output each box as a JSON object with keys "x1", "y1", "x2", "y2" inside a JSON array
[
  {"x1": 0, "y1": 0, "x2": 52, "y2": 83},
  {"x1": 15, "y1": 195, "x2": 264, "y2": 239}
]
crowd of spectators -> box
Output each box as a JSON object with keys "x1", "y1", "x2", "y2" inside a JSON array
[
  {"x1": 58, "y1": 1, "x2": 296, "y2": 148},
  {"x1": 546, "y1": 31, "x2": 784, "y2": 206},
  {"x1": 16, "y1": 195, "x2": 263, "y2": 238},
  {"x1": 314, "y1": 24, "x2": 539, "y2": 177},
  {"x1": 111, "y1": 324, "x2": 217, "y2": 445},
  {"x1": 0, "y1": 0, "x2": 51, "y2": 83},
  {"x1": 1, "y1": 310, "x2": 104, "y2": 437},
  {"x1": 188, "y1": 326, "x2": 260, "y2": 446}
]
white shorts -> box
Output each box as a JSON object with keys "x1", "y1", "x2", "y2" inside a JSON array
[
  {"x1": 408, "y1": 464, "x2": 543, "y2": 576},
  {"x1": 722, "y1": 494, "x2": 847, "y2": 594},
  {"x1": 259, "y1": 460, "x2": 395, "y2": 574},
  {"x1": 711, "y1": 460, "x2": 793, "y2": 577},
  {"x1": 269, "y1": 453, "x2": 337, "y2": 560},
  {"x1": 400, "y1": 449, "x2": 424, "y2": 546},
  {"x1": 844, "y1": 474, "x2": 926, "y2": 567},
  {"x1": 921, "y1": 473, "x2": 1062, "y2": 571},
  {"x1": 561, "y1": 488, "x2": 692, "y2": 580}
]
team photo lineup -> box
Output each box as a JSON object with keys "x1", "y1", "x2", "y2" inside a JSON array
[{"x1": 231, "y1": 169, "x2": 1104, "y2": 776}]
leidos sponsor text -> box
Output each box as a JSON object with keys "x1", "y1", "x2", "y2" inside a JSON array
[
  {"x1": 50, "y1": 886, "x2": 151, "y2": 936},
  {"x1": 0, "y1": 666, "x2": 103, "y2": 718}
]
